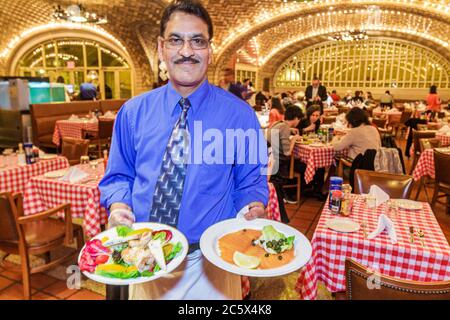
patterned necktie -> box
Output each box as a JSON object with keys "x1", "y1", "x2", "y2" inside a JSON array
[{"x1": 149, "y1": 98, "x2": 191, "y2": 226}]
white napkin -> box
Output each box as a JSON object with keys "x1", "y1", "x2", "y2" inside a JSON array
[
  {"x1": 437, "y1": 125, "x2": 450, "y2": 134},
  {"x1": 68, "y1": 114, "x2": 80, "y2": 121},
  {"x1": 367, "y1": 214, "x2": 397, "y2": 244},
  {"x1": 103, "y1": 111, "x2": 115, "y2": 118},
  {"x1": 59, "y1": 167, "x2": 89, "y2": 183},
  {"x1": 368, "y1": 185, "x2": 390, "y2": 207}
]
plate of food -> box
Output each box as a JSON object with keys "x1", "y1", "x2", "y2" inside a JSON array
[
  {"x1": 199, "y1": 218, "x2": 312, "y2": 277},
  {"x1": 78, "y1": 222, "x2": 188, "y2": 285},
  {"x1": 325, "y1": 218, "x2": 360, "y2": 233},
  {"x1": 39, "y1": 153, "x2": 58, "y2": 160},
  {"x1": 393, "y1": 199, "x2": 422, "y2": 210},
  {"x1": 44, "y1": 169, "x2": 68, "y2": 179}
]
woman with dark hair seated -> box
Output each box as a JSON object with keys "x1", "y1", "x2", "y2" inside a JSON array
[
  {"x1": 298, "y1": 105, "x2": 321, "y2": 134},
  {"x1": 268, "y1": 97, "x2": 285, "y2": 127},
  {"x1": 297, "y1": 105, "x2": 327, "y2": 200},
  {"x1": 332, "y1": 107, "x2": 381, "y2": 159}
]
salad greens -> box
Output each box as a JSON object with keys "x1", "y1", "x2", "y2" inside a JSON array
[{"x1": 255, "y1": 225, "x2": 295, "y2": 254}]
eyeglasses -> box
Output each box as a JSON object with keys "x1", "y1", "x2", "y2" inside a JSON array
[{"x1": 162, "y1": 37, "x2": 210, "y2": 50}]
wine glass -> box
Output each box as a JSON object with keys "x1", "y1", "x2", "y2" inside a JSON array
[
  {"x1": 364, "y1": 195, "x2": 377, "y2": 215},
  {"x1": 89, "y1": 160, "x2": 100, "y2": 180}
]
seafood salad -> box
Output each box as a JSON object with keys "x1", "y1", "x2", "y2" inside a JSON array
[{"x1": 79, "y1": 226, "x2": 183, "y2": 279}]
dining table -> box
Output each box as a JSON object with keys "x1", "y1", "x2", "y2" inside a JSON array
[
  {"x1": 52, "y1": 118, "x2": 99, "y2": 146},
  {"x1": 0, "y1": 154, "x2": 69, "y2": 193},
  {"x1": 436, "y1": 133, "x2": 450, "y2": 147},
  {"x1": 296, "y1": 196, "x2": 450, "y2": 300}
]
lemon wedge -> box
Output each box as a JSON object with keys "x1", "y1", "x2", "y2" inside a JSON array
[
  {"x1": 233, "y1": 251, "x2": 261, "y2": 269},
  {"x1": 127, "y1": 228, "x2": 152, "y2": 236}
]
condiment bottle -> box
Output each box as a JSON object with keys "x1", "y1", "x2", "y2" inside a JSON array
[
  {"x1": 17, "y1": 143, "x2": 26, "y2": 166},
  {"x1": 340, "y1": 184, "x2": 352, "y2": 216}
]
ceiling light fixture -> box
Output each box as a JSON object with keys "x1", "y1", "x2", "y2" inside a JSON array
[
  {"x1": 328, "y1": 30, "x2": 369, "y2": 42},
  {"x1": 53, "y1": 4, "x2": 107, "y2": 24}
]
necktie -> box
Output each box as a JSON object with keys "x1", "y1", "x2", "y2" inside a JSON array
[{"x1": 149, "y1": 98, "x2": 191, "y2": 226}]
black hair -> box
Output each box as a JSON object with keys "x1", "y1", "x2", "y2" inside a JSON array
[
  {"x1": 271, "y1": 97, "x2": 284, "y2": 114},
  {"x1": 160, "y1": 0, "x2": 213, "y2": 40},
  {"x1": 385, "y1": 90, "x2": 390, "y2": 94},
  {"x1": 284, "y1": 106, "x2": 302, "y2": 121},
  {"x1": 306, "y1": 105, "x2": 321, "y2": 120},
  {"x1": 281, "y1": 92, "x2": 288, "y2": 99},
  {"x1": 332, "y1": 90, "x2": 337, "y2": 94},
  {"x1": 346, "y1": 107, "x2": 370, "y2": 127},
  {"x1": 430, "y1": 85, "x2": 437, "y2": 94}
]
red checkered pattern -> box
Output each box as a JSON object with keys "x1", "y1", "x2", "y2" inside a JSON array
[
  {"x1": 293, "y1": 144, "x2": 344, "y2": 184},
  {"x1": 22, "y1": 164, "x2": 108, "y2": 238},
  {"x1": 413, "y1": 149, "x2": 435, "y2": 181},
  {"x1": 436, "y1": 133, "x2": 450, "y2": 147},
  {"x1": 241, "y1": 182, "x2": 281, "y2": 299},
  {"x1": 0, "y1": 155, "x2": 69, "y2": 193},
  {"x1": 296, "y1": 196, "x2": 450, "y2": 300},
  {"x1": 52, "y1": 120, "x2": 99, "y2": 146}
]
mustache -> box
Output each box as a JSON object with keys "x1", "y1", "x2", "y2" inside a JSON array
[{"x1": 174, "y1": 56, "x2": 200, "y2": 64}]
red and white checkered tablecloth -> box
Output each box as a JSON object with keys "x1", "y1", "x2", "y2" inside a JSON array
[
  {"x1": 296, "y1": 196, "x2": 450, "y2": 300},
  {"x1": 52, "y1": 120, "x2": 99, "y2": 146},
  {"x1": 0, "y1": 155, "x2": 69, "y2": 193},
  {"x1": 413, "y1": 149, "x2": 435, "y2": 181},
  {"x1": 241, "y1": 182, "x2": 281, "y2": 298},
  {"x1": 436, "y1": 133, "x2": 450, "y2": 147},
  {"x1": 293, "y1": 144, "x2": 344, "y2": 184},
  {"x1": 23, "y1": 164, "x2": 108, "y2": 238}
]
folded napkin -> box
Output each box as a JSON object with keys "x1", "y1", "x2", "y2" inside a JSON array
[
  {"x1": 437, "y1": 125, "x2": 450, "y2": 134},
  {"x1": 103, "y1": 111, "x2": 115, "y2": 118},
  {"x1": 367, "y1": 213, "x2": 397, "y2": 244},
  {"x1": 368, "y1": 185, "x2": 390, "y2": 207},
  {"x1": 68, "y1": 114, "x2": 80, "y2": 121},
  {"x1": 59, "y1": 167, "x2": 89, "y2": 183}
]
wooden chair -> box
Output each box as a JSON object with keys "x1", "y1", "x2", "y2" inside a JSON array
[
  {"x1": 61, "y1": 137, "x2": 90, "y2": 165},
  {"x1": 354, "y1": 169, "x2": 414, "y2": 199},
  {"x1": 409, "y1": 129, "x2": 437, "y2": 174},
  {"x1": 394, "y1": 110, "x2": 412, "y2": 138},
  {"x1": 431, "y1": 149, "x2": 450, "y2": 214},
  {"x1": 83, "y1": 118, "x2": 114, "y2": 158},
  {"x1": 0, "y1": 192, "x2": 84, "y2": 300},
  {"x1": 344, "y1": 258, "x2": 450, "y2": 300},
  {"x1": 337, "y1": 107, "x2": 349, "y2": 115},
  {"x1": 414, "y1": 139, "x2": 442, "y2": 201},
  {"x1": 281, "y1": 153, "x2": 302, "y2": 207},
  {"x1": 322, "y1": 116, "x2": 336, "y2": 125}
]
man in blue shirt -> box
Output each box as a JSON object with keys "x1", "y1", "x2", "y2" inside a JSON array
[
  {"x1": 99, "y1": 0, "x2": 268, "y2": 300},
  {"x1": 79, "y1": 81, "x2": 98, "y2": 100}
]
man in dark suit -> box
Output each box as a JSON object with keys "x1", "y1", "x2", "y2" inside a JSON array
[{"x1": 305, "y1": 77, "x2": 327, "y2": 113}]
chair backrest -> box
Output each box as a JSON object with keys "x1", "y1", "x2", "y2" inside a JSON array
[
  {"x1": 412, "y1": 129, "x2": 436, "y2": 155},
  {"x1": 0, "y1": 193, "x2": 20, "y2": 243},
  {"x1": 61, "y1": 137, "x2": 90, "y2": 165},
  {"x1": 337, "y1": 107, "x2": 349, "y2": 115},
  {"x1": 371, "y1": 118, "x2": 387, "y2": 129},
  {"x1": 434, "y1": 149, "x2": 450, "y2": 186},
  {"x1": 345, "y1": 258, "x2": 450, "y2": 300},
  {"x1": 322, "y1": 116, "x2": 336, "y2": 125},
  {"x1": 420, "y1": 138, "x2": 442, "y2": 152},
  {"x1": 399, "y1": 110, "x2": 412, "y2": 124},
  {"x1": 427, "y1": 122, "x2": 441, "y2": 130},
  {"x1": 98, "y1": 119, "x2": 115, "y2": 139},
  {"x1": 354, "y1": 169, "x2": 414, "y2": 199}
]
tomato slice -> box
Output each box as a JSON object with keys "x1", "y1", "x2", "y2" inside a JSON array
[
  {"x1": 95, "y1": 255, "x2": 109, "y2": 265},
  {"x1": 152, "y1": 230, "x2": 172, "y2": 242}
]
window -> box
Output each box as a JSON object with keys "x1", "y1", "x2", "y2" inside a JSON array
[
  {"x1": 274, "y1": 39, "x2": 450, "y2": 89},
  {"x1": 17, "y1": 38, "x2": 132, "y2": 99}
]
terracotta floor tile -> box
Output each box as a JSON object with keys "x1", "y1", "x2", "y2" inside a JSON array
[
  {"x1": 32, "y1": 292, "x2": 59, "y2": 300},
  {"x1": 0, "y1": 276, "x2": 14, "y2": 291},
  {"x1": 0, "y1": 283, "x2": 37, "y2": 300},
  {"x1": 30, "y1": 273, "x2": 59, "y2": 290},
  {"x1": 42, "y1": 280, "x2": 79, "y2": 299},
  {"x1": 66, "y1": 289, "x2": 104, "y2": 300}
]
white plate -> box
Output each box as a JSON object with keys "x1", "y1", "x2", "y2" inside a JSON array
[
  {"x1": 200, "y1": 218, "x2": 312, "y2": 277},
  {"x1": 39, "y1": 154, "x2": 57, "y2": 160},
  {"x1": 325, "y1": 218, "x2": 360, "y2": 233},
  {"x1": 393, "y1": 199, "x2": 422, "y2": 210},
  {"x1": 78, "y1": 222, "x2": 189, "y2": 286},
  {"x1": 44, "y1": 169, "x2": 68, "y2": 179},
  {"x1": 309, "y1": 143, "x2": 324, "y2": 147}
]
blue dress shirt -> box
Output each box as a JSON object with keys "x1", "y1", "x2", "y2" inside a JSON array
[{"x1": 99, "y1": 80, "x2": 269, "y2": 244}]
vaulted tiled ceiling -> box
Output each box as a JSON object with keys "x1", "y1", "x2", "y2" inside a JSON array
[{"x1": 0, "y1": 0, "x2": 448, "y2": 89}]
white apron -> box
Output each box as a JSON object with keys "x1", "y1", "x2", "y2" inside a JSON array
[{"x1": 129, "y1": 250, "x2": 242, "y2": 300}]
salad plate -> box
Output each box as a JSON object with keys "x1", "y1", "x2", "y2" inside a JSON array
[
  {"x1": 44, "y1": 169, "x2": 68, "y2": 179},
  {"x1": 325, "y1": 218, "x2": 360, "y2": 233},
  {"x1": 78, "y1": 222, "x2": 188, "y2": 285},
  {"x1": 200, "y1": 218, "x2": 312, "y2": 277},
  {"x1": 39, "y1": 154, "x2": 58, "y2": 160}
]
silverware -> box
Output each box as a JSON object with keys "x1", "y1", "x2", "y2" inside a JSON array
[
  {"x1": 409, "y1": 226, "x2": 415, "y2": 243},
  {"x1": 361, "y1": 221, "x2": 368, "y2": 239},
  {"x1": 417, "y1": 229, "x2": 425, "y2": 247}
]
